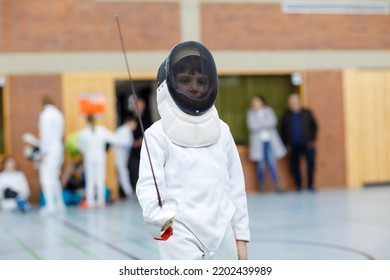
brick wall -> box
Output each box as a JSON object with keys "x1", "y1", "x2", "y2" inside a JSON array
[
  {"x1": 201, "y1": 3, "x2": 390, "y2": 50},
  {"x1": 3, "y1": 1, "x2": 389, "y2": 52},
  {"x1": 305, "y1": 71, "x2": 346, "y2": 188},
  {"x1": 1, "y1": 0, "x2": 180, "y2": 52},
  {"x1": 8, "y1": 75, "x2": 63, "y2": 202}
]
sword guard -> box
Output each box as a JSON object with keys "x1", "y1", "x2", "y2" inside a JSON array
[{"x1": 154, "y1": 225, "x2": 173, "y2": 241}]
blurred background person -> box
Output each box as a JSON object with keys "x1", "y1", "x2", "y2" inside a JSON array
[
  {"x1": 247, "y1": 96, "x2": 286, "y2": 192},
  {"x1": 281, "y1": 93, "x2": 318, "y2": 192},
  {"x1": 0, "y1": 156, "x2": 31, "y2": 212},
  {"x1": 114, "y1": 113, "x2": 138, "y2": 199},
  {"x1": 38, "y1": 96, "x2": 66, "y2": 215},
  {"x1": 129, "y1": 97, "x2": 152, "y2": 189},
  {"x1": 22, "y1": 133, "x2": 41, "y2": 170},
  {"x1": 60, "y1": 130, "x2": 85, "y2": 207},
  {"x1": 79, "y1": 114, "x2": 122, "y2": 208}
]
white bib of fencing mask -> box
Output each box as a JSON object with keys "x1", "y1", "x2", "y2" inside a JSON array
[{"x1": 157, "y1": 80, "x2": 221, "y2": 148}]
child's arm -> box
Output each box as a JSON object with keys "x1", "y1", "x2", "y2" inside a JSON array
[
  {"x1": 104, "y1": 127, "x2": 129, "y2": 148},
  {"x1": 136, "y1": 127, "x2": 177, "y2": 240},
  {"x1": 236, "y1": 240, "x2": 248, "y2": 260}
]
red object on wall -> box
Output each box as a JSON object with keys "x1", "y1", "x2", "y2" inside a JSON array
[{"x1": 78, "y1": 94, "x2": 105, "y2": 115}]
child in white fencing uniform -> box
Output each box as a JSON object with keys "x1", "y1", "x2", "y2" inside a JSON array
[{"x1": 136, "y1": 41, "x2": 250, "y2": 260}]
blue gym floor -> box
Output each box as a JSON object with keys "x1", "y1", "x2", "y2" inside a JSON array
[{"x1": 0, "y1": 187, "x2": 389, "y2": 260}]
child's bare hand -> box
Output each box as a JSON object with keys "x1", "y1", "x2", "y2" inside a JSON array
[{"x1": 236, "y1": 240, "x2": 248, "y2": 260}]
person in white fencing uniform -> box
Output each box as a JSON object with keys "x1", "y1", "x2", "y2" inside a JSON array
[
  {"x1": 79, "y1": 114, "x2": 125, "y2": 208},
  {"x1": 38, "y1": 96, "x2": 66, "y2": 215},
  {"x1": 136, "y1": 41, "x2": 250, "y2": 260},
  {"x1": 114, "y1": 114, "x2": 138, "y2": 199}
]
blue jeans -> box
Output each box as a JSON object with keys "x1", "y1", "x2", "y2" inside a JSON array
[{"x1": 256, "y1": 142, "x2": 279, "y2": 188}]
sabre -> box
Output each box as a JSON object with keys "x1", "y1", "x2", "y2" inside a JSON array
[{"x1": 115, "y1": 15, "x2": 163, "y2": 208}]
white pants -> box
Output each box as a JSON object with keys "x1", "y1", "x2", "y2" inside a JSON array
[
  {"x1": 39, "y1": 154, "x2": 65, "y2": 213},
  {"x1": 85, "y1": 160, "x2": 106, "y2": 207},
  {"x1": 115, "y1": 150, "x2": 133, "y2": 197},
  {"x1": 157, "y1": 221, "x2": 238, "y2": 260}
]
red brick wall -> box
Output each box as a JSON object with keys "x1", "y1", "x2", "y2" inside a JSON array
[
  {"x1": 3, "y1": 1, "x2": 389, "y2": 52},
  {"x1": 305, "y1": 71, "x2": 346, "y2": 188},
  {"x1": 202, "y1": 3, "x2": 390, "y2": 50},
  {"x1": 7, "y1": 75, "x2": 63, "y2": 202},
  {"x1": 1, "y1": 0, "x2": 180, "y2": 52}
]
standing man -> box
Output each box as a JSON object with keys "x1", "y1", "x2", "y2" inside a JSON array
[
  {"x1": 39, "y1": 96, "x2": 66, "y2": 215},
  {"x1": 281, "y1": 93, "x2": 318, "y2": 192}
]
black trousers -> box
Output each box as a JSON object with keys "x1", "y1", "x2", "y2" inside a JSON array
[{"x1": 290, "y1": 144, "x2": 316, "y2": 191}]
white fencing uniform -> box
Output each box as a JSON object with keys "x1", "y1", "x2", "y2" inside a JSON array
[
  {"x1": 137, "y1": 120, "x2": 250, "y2": 259},
  {"x1": 38, "y1": 104, "x2": 65, "y2": 214},
  {"x1": 114, "y1": 125, "x2": 134, "y2": 198},
  {"x1": 79, "y1": 125, "x2": 118, "y2": 208}
]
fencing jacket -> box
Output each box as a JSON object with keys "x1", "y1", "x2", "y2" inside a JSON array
[
  {"x1": 38, "y1": 104, "x2": 64, "y2": 162},
  {"x1": 136, "y1": 120, "x2": 250, "y2": 254}
]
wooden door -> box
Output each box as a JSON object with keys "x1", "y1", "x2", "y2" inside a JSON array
[
  {"x1": 344, "y1": 70, "x2": 390, "y2": 187},
  {"x1": 62, "y1": 72, "x2": 127, "y2": 200}
]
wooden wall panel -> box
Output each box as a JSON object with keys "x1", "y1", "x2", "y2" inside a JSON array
[
  {"x1": 344, "y1": 70, "x2": 390, "y2": 187},
  {"x1": 62, "y1": 72, "x2": 129, "y2": 200}
]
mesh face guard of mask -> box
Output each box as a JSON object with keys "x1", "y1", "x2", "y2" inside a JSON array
[{"x1": 163, "y1": 41, "x2": 218, "y2": 116}]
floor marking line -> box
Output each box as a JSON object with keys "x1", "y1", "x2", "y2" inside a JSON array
[
  {"x1": 59, "y1": 219, "x2": 140, "y2": 260},
  {"x1": 0, "y1": 222, "x2": 41, "y2": 260},
  {"x1": 254, "y1": 237, "x2": 375, "y2": 260},
  {"x1": 28, "y1": 215, "x2": 102, "y2": 260}
]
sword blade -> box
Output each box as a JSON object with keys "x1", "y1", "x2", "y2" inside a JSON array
[{"x1": 115, "y1": 15, "x2": 163, "y2": 207}]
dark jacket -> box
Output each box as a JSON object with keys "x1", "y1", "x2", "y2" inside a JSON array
[{"x1": 281, "y1": 108, "x2": 318, "y2": 146}]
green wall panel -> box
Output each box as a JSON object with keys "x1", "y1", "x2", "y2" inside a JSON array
[{"x1": 215, "y1": 75, "x2": 292, "y2": 144}]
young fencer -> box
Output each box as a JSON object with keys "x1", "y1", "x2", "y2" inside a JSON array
[{"x1": 136, "y1": 41, "x2": 250, "y2": 260}]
